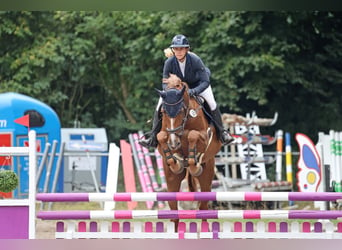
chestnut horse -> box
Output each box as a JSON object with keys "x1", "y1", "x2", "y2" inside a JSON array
[{"x1": 156, "y1": 74, "x2": 222, "y2": 229}]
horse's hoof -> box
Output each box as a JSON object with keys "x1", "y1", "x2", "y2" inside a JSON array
[
  {"x1": 189, "y1": 165, "x2": 203, "y2": 177},
  {"x1": 169, "y1": 164, "x2": 185, "y2": 175}
]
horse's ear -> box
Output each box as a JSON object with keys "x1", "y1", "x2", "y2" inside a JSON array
[{"x1": 155, "y1": 88, "x2": 166, "y2": 98}]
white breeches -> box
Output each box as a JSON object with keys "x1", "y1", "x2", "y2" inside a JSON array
[{"x1": 198, "y1": 85, "x2": 217, "y2": 110}]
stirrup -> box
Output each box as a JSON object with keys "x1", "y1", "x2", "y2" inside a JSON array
[
  {"x1": 138, "y1": 136, "x2": 158, "y2": 148},
  {"x1": 221, "y1": 131, "x2": 234, "y2": 145}
]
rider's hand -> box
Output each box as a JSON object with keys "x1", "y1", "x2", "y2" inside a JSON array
[
  {"x1": 188, "y1": 89, "x2": 196, "y2": 97},
  {"x1": 162, "y1": 78, "x2": 170, "y2": 84}
]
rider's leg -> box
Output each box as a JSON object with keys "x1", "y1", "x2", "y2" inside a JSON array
[
  {"x1": 138, "y1": 98, "x2": 162, "y2": 148},
  {"x1": 199, "y1": 86, "x2": 234, "y2": 145},
  {"x1": 211, "y1": 107, "x2": 234, "y2": 145}
]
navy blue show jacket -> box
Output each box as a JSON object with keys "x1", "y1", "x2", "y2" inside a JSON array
[{"x1": 162, "y1": 53, "x2": 210, "y2": 95}]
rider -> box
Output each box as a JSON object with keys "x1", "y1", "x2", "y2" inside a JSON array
[{"x1": 139, "y1": 34, "x2": 234, "y2": 148}]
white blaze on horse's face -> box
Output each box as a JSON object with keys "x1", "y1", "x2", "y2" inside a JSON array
[{"x1": 169, "y1": 118, "x2": 180, "y2": 149}]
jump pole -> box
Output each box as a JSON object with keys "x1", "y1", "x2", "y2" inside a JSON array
[
  {"x1": 285, "y1": 132, "x2": 293, "y2": 183},
  {"x1": 138, "y1": 131, "x2": 159, "y2": 191},
  {"x1": 276, "y1": 129, "x2": 283, "y2": 181},
  {"x1": 138, "y1": 131, "x2": 164, "y2": 208},
  {"x1": 103, "y1": 142, "x2": 120, "y2": 210},
  {"x1": 36, "y1": 191, "x2": 342, "y2": 239},
  {"x1": 154, "y1": 148, "x2": 167, "y2": 190},
  {"x1": 28, "y1": 130, "x2": 37, "y2": 239},
  {"x1": 37, "y1": 191, "x2": 342, "y2": 202},
  {"x1": 37, "y1": 209, "x2": 342, "y2": 220},
  {"x1": 119, "y1": 139, "x2": 137, "y2": 210}
]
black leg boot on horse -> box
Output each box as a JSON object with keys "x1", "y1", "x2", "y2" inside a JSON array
[
  {"x1": 139, "y1": 109, "x2": 162, "y2": 148},
  {"x1": 211, "y1": 107, "x2": 234, "y2": 145}
]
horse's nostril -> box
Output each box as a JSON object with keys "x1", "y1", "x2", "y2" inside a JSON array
[{"x1": 169, "y1": 140, "x2": 180, "y2": 150}]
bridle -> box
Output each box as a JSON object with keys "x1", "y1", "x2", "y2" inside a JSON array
[
  {"x1": 162, "y1": 91, "x2": 190, "y2": 138},
  {"x1": 162, "y1": 88, "x2": 203, "y2": 139},
  {"x1": 165, "y1": 107, "x2": 189, "y2": 138}
]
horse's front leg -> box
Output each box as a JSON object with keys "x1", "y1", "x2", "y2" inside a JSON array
[
  {"x1": 187, "y1": 130, "x2": 206, "y2": 176},
  {"x1": 157, "y1": 131, "x2": 184, "y2": 174},
  {"x1": 158, "y1": 131, "x2": 186, "y2": 231}
]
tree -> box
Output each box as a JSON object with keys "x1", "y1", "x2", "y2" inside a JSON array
[
  {"x1": 1, "y1": 11, "x2": 341, "y2": 143},
  {"x1": 196, "y1": 11, "x2": 342, "y2": 141}
]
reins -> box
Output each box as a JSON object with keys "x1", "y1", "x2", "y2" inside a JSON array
[
  {"x1": 163, "y1": 96, "x2": 184, "y2": 106},
  {"x1": 165, "y1": 102, "x2": 188, "y2": 136},
  {"x1": 164, "y1": 90, "x2": 204, "y2": 137}
]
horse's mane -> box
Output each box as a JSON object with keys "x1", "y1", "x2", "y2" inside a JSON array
[{"x1": 166, "y1": 74, "x2": 189, "y2": 91}]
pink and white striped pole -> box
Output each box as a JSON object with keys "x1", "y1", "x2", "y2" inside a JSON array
[
  {"x1": 131, "y1": 133, "x2": 154, "y2": 209},
  {"x1": 37, "y1": 209, "x2": 342, "y2": 221},
  {"x1": 37, "y1": 191, "x2": 342, "y2": 202}
]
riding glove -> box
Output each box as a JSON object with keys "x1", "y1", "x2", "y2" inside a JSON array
[{"x1": 188, "y1": 89, "x2": 196, "y2": 97}]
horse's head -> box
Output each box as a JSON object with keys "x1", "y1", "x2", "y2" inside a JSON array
[
  {"x1": 157, "y1": 87, "x2": 185, "y2": 118},
  {"x1": 156, "y1": 84, "x2": 187, "y2": 150}
]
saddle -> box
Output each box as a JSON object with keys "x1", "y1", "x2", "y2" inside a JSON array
[{"x1": 192, "y1": 95, "x2": 214, "y2": 125}]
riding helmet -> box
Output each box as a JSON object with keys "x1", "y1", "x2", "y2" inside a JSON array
[{"x1": 170, "y1": 34, "x2": 190, "y2": 48}]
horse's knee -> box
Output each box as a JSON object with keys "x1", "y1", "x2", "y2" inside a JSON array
[
  {"x1": 169, "y1": 162, "x2": 185, "y2": 174},
  {"x1": 187, "y1": 130, "x2": 200, "y2": 144},
  {"x1": 157, "y1": 131, "x2": 168, "y2": 143},
  {"x1": 188, "y1": 163, "x2": 203, "y2": 177}
]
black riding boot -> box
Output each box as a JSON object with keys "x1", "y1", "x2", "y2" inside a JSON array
[
  {"x1": 138, "y1": 110, "x2": 162, "y2": 148},
  {"x1": 211, "y1": 107, "x2": 234, "y2": 145}
]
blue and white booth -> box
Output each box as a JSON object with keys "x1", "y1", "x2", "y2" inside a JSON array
[
  {"x1": 61, "y1": 128, "x2": 108, "y2": 192},
  {"x1": 0, "y1": 92, "x2": 62, "y2": 198}
]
